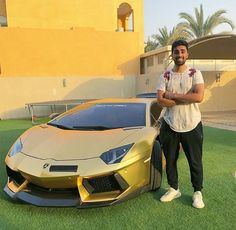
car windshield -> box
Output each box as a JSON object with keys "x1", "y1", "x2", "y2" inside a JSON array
[{"x1": 48, "y1": 103, "x2": 146, "y2": 130}]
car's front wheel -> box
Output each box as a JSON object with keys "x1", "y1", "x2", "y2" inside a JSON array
[{"x1": 150, "y1": 140, "x2": 162, "y2": 191}]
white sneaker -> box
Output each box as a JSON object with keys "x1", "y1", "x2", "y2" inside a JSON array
[
  {"x1": 192, "y1": 191, "x2": 205, "y2": 209},
  {"x1": 160, "y1": 187, "x2": 181, "y2": 202}
]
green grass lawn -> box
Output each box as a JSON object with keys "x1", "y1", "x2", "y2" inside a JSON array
[{"x1": 0, "y1": 120, "x2": 235, "y2": 230}]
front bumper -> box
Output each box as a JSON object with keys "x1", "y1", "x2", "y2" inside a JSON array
[
  {"x1": 4, "y1": 183, "x2": 81, "y2": 207},
  {"x1": 4, "y1": 154, "x2": 150, "y2": 208},
  {"x1": 4, "y1": 182, "x2": 150, "y2": 208}
]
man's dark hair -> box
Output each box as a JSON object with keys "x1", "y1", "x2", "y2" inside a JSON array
[{"x1": 171, "y1": 39, "x2": 189, "y2": 53}]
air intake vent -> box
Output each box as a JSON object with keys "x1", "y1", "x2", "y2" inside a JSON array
[
  {"x1": 6, "y1": 166, "x2": 25, "y2": 185},
  {"x1": 49, "y1": 165, "x2": 78, "y2": 172},
  {"x1": 83, "y1": 174, "x2": 122, "y2": 193}
]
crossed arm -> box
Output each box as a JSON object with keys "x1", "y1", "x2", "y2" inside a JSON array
[{"x1": 157, "y1": 83, "x2": 204, "y2": 107}]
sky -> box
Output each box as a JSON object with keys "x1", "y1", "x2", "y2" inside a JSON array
[{"x1": 144, "y1": 0, "x2": 236, "y2": 41}]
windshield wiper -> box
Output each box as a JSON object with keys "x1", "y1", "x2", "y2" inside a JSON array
[
  {"x1": 47, "y1": 123, "x2": 73, "y2": 130},
  {"x1": 72, "y1": 126, "x2": 122, "y2": 130}
]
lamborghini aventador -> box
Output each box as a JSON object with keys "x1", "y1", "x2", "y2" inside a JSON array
[{"x1": 4, "y1": 98, "x2": 163, "y2": 207}]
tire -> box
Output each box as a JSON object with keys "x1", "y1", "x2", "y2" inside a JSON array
[{"x1": 150, "y1": 140, "x2": 162, "y2": 191}]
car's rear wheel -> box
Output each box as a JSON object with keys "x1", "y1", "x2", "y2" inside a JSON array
[{"x1": 150, "y1": 140, "x2": 162, "y2": 191}]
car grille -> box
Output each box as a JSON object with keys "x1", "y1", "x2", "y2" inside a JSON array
[
  {"x1": 27, "y1": 183, "x2": 78, "y2": 193},
  {"x1": 6, "y1": 166, "x2": 78, "y2": 194},
  {"x1": 82, "y1": 174, "x2": 128, "y2": 194},
  {"x1": 6, "y1": 167, "x2": 129, "y2": 197}
]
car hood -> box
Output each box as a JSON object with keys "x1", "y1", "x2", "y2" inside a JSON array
[{"x1": 21, "y1": 124, "x2": 144, "y2": 160}]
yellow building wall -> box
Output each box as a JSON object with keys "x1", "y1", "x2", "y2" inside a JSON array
[
  {"x1": 0, "y1": 27, "x2": 141, "y2": 76},
  {"x1": 6, "y1": 0, "x2": 143, "y2": 33},
  {"x1": 0, "y1": 0, "x2": 144, "y2": 118},
  {"x1": 1, "y1": 0, "x2": 144, "y2": 77},
  {"x1": 0, "y1": 75, "x2": 136, "y2": 119},
  {"x1": 0, "y1": 26, "x2": 142, "y2": 118},
  {"x1": 200, "y1": 71, "x2": 236, "y2": 111}
]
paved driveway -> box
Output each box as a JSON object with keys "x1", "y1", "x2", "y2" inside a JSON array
[{"x1": 202, "y1": 111, "x2": 236, "y2": 131}]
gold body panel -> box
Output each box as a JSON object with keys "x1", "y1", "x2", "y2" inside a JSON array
[{"x1": 5, "y1": 98, "x2": 162, "y2": 207}]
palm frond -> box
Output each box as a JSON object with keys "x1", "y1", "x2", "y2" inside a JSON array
[{"x1": 178, "y1": 4, "x2": 234, "y2": 38}]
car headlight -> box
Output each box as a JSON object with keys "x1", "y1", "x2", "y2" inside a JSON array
[
  {"x1": 8, "y1": 138, "x2": 23, "y2": 157},
  {"x1": 100, "y1": 143, "x2": 134, "y2": 164}
]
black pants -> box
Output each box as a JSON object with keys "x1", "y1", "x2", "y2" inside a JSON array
[{"x1": 160, "y1": 120, "x2": 203, "y2": 192}]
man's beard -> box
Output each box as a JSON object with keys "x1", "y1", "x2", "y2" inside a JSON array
[{"x1": 174, "y1": 58, "x2": 186, "y2": 66}]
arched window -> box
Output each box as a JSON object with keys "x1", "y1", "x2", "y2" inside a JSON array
[{"x1": 117, "y1": 3, "x2": 133, "y2": 32}]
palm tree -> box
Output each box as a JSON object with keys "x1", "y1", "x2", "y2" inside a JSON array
[
  {"x1": 151, "y1": 26, "x2": 189, "y2": 47},
  {"x1": 144, "y1": 38, "x2": 158, "y2": 52},
  {"x1": 144, "y1": 26, "x2": 189, "y2": 51},
  {"x1": 178, "y1": 4, "x2": 235, "y2": 39}
]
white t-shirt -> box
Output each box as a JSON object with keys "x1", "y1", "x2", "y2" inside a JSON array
[{"x1": 156, "y1": 67, "x2": 204, "y2": 132}]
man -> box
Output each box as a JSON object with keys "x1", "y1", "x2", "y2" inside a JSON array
[{"x1": 156, "y1": 39, "x2": 205, "y2": 209}]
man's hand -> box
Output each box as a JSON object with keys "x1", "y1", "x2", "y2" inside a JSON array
[
  {"x1": 169, "y1": 84, "x2": 204, "y2": 103},
  {"x1": 164, "y1": 91, "x2": 174, "y2": 100},
  {"x1": 159, "y1": 83, "x2": 204, "y2": 106},
  {"x1": 157, "y1": 90, "x2": 176, "y2": 107}
]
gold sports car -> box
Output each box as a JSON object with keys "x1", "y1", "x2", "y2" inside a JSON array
[{"x1": 4, "y1": 97, "x2": 163, "y2": 208}]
